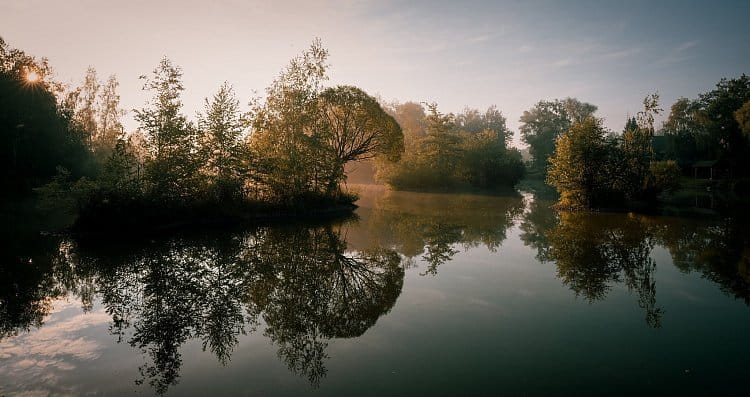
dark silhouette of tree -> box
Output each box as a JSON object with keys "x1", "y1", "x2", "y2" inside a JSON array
[
  {"x1": 0, "y1": 37, "x2": 93, "y2": 196},
  {"x1": 134, "y1": 58, "x2": 201, "y2": 201}
]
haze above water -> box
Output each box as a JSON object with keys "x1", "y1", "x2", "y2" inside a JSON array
[{"x1": 1, "y1": 186, "x2": 749, "y2": 396}]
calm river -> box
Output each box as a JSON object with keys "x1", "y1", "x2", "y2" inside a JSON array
[{"x1": 1, "y1": 185, "x2": 749, "y2": 396}]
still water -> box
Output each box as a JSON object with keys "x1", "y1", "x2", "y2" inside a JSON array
[{"x1": 2, "y1": 186, "x2": 749, "y2": 396}]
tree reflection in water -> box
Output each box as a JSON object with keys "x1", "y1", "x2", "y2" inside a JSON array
[
  {"x1": 3, "y1": 190, "x2": 750, "y2": 394},
  {"x1": 53, "y1": 222, "x2": 404, "y2": 393},
  {"x1": 358, "y1": 189, "x2": 525, "y2": 275},
  {"x1": 520, "y1": 193, "x2": 750, "y2": 328}
]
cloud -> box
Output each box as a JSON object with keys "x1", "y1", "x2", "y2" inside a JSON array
[
  {"x1": 0, "y1": 299, "x2": 110, "y2": 395},
  {"x1": 465, "y1": 34, "x2": 493, "y2": 44},
  {"x1": 602, "y1": 47, "x2": 642, "y2": 60},
  {"x1": 652, "y1": 40, "x2": 699, "y2": 67},
  {"x1": 554, "y1": 58, "x2": 573, "y2": 67},
  {"x1": 676, "y1": 40, "x2": 698, "y2": 52}
]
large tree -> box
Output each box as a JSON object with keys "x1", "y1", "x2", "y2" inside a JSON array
[
  {"x1": 693, "y1": 75, "x2": 750, "y2": 169},
  {"x1": 134, "y1": 58, "x2": 200, "y2": 201},
  {"x1": 197, "y1": 82, "x2": 247, "y2": 201},
  {"x1": 314, "y1": 85, "x2": 403, "y2": 194},
  {"x1": 0, "y1": 37, "x2": 91, "y2": 194},
  {"x1": 547, "y1": 117, "x2": 611, "y2": 209},
  {"x1": 455, "y1": 105, "x2": 512, "y2": 147},
  {"x1": 520, "y1": 98, "x2": 597, "y2": 172},
  {"x1": 249, "y1": 39, "x2": 329, "y2": 198}
]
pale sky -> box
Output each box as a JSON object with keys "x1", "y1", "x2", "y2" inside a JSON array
[{"x1": 2, "y1": 0, "x2": 748, "y2": 148}]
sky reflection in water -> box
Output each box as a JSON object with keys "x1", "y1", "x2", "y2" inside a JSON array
[{"x1": 1, "y1": 186, "x2": 749, "y2": 396}]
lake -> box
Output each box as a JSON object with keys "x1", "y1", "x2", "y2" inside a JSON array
[{"x1": 1, "y1": 185, "x2": 749, "y2": 396}]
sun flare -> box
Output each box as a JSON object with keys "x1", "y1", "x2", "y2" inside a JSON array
[{"x1": 25, "y1": 70, "x2": 40, "y2": 83}]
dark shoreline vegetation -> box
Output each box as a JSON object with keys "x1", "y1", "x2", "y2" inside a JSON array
[{"x1": 2, "y1": 35, "x2": 750, "y2": 232}]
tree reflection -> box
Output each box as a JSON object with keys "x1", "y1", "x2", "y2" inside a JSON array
[
  {"x1": 520, "y1": 192, "x2": 750, "y2": 328},
  {"x1": 246, "y1": 225, "x2": 403, "y2": 386},
  {"x1": 358, "y1": 189, "x2": 524, "y2": 274},
  {"x1": 547, "y1": 212, "x2": 663, "y2": 327},
  {"x1": 62, "y1": 222, "x2": 403, "y2": 393},
  {"x1": 653, "y1": 215, "x2": 750, "y2": 304}
]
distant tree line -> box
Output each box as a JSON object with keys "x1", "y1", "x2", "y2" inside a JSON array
[
  {"x1": 520, "y1": 76, "x2": 750, "y2": 209},
  {"x1": 4, "y1": 34, "x2": 749, "y2": 215},
  {"x1": 373, "y1": 102, "x2": 525, "y2": 190}
]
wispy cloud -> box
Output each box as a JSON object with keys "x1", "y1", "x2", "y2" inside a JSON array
[
  {"x1": 676, "y1": 40, "x2": 699, "y2": 52},
  {"x1": 554, "y1": 58, "x2": 573, "y2": 67},
  {"x1": 652, "y1": 40, "x2": 699, "y2": 67},
  {"x1": 602, "y1": 47, "x2": 642, "y2": 60},
  {"x1": 465, "y1": 34, "x2": 493, "y2": 44}
]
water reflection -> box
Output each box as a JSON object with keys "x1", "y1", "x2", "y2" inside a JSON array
[
  {"x1": 355, "y1": 188, "x2": 525, "y2": 274},
  {"x1": 2, "y1": 188, "x2": 750, "y2": 394},
  {"x1": 2, "y1": 221, "x2": 404, "y2": 394},
  {"x1": 519, "y1": 194, "x2": 750, "y2": 328}
]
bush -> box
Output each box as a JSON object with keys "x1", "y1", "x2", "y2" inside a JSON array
[{"x1": 646, "y1": 160, "x2": 681, "y2": 196}]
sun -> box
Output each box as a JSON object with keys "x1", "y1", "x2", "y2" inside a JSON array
[{"x1": 25, "y1": 70, "x2": 41, "y2": 83}]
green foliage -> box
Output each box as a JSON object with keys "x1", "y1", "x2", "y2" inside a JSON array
[
  {"x1": 375, "y1": 102, "x2": 524, "y2": 190},
  {"x1": 661, "y1": 98, "x2": 700, "y2": 167},
  {"x1": 461, "y1": 129, "x2": 525, "y2": 188},
  {"x1": 314, "y1": 85, "x2": 403, "y2": 193},
  {"x1": 645, "y1": 160, "x2": 681, "y2": 196},
  {"x1": 520, "y1": 98, "x2": 597, "y2": 173},
  {"x1": 693, "y1": 75, "x2": 750, "y2": 163},
  {"x1": 735, "y1": 100, "x2": 750, "y2": 137},
  {"x1": 549, "y1": 95, "x2": 682, "y2": 209},
  {"x1": 62, "y1": 69, "x2": 125, "y2": 165},
  {"x1": 134, "y1": 58, "x2": 201, "y2": 201},
  {"x1": 616, "y1": 121, "x2": 654, "y2": 200},
  {"x1": 249, "y1": 41, "x2": 403, "y2": 202},
  {"x1": 197, "y1": 82, "x2": 247, "y2": 201},
  {"x1": 249, "y1": 39, "x2": 329, "y2": 199},
  {"x1": 657, "y1": 76, "x2": 750, "y2": 173},
  {"x1": 547, "y1": 117, "x2": 613, "y2": 209}
]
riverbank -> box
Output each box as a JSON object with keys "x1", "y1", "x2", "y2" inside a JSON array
[{"x1": 71, "y1": 196, "x2": 359, "y2": 236}]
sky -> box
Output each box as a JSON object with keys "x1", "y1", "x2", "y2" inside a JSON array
[{"x1": 2, "y1": 0, "x2": 749, "y2": 148}]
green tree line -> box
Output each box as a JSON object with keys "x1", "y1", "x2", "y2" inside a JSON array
[
  {"x1": 1, "y1": 38, "x2": 404, "y2": 226},
  {"x1": 373, "y1": 102, "x2": 525, "y2": 190},
  {"x1": 519, "y1": 76, "x2": 750, "y2": 209}
]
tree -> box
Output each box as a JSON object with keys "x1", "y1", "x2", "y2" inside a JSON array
[
  {"x1": 662, "y1": 98, "x2": 699, "y2": 167},
  {"x1": 692, "y1": 75, "x2": 750, "y2": 169},
  {"x1": 96, "y1": 75, "x2": 125, "y2": 159},
  {"x1": 62, "y1": 69, "x2": 125, "y2": 163},
  {"x1": 134, "y1": 58, "x2": 200, "y2": 201},
  {"x1": 615, "y1": 93, "x2": 661, "y2": 200},
  {"x1": 248, "y1": 38, "x2": 329, "y2": 199},
  {"x1": 547, "y1": 117, "x2": 612, "y2": 209},
  {"x1": 461, "y1": 129, "x2": 524, "y2": 188},
  {"x1": 519, "y1": 98, "x2": 597, "y2": 173},
  {"x1": 315, "y1": 85, "x2": 403, "y2": 194},
  {"x1": 420, "y1": 103, "x2": 463, "y2": 186},
  {"x1": 735, "y1": 99, "x2": 750, "y2": 137},
  {"x1": 197, "y1": 82, "x2": 247, "y2": 201},
  {"x1": 455, "y1": 105, "x2": 512, "y2": 147},
  {"x1": 0, "y1": 37, "x2": 92, "y2": 195},
  {"x1": 68, "y1": 67, "x2": 100, "y2": 147}
]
